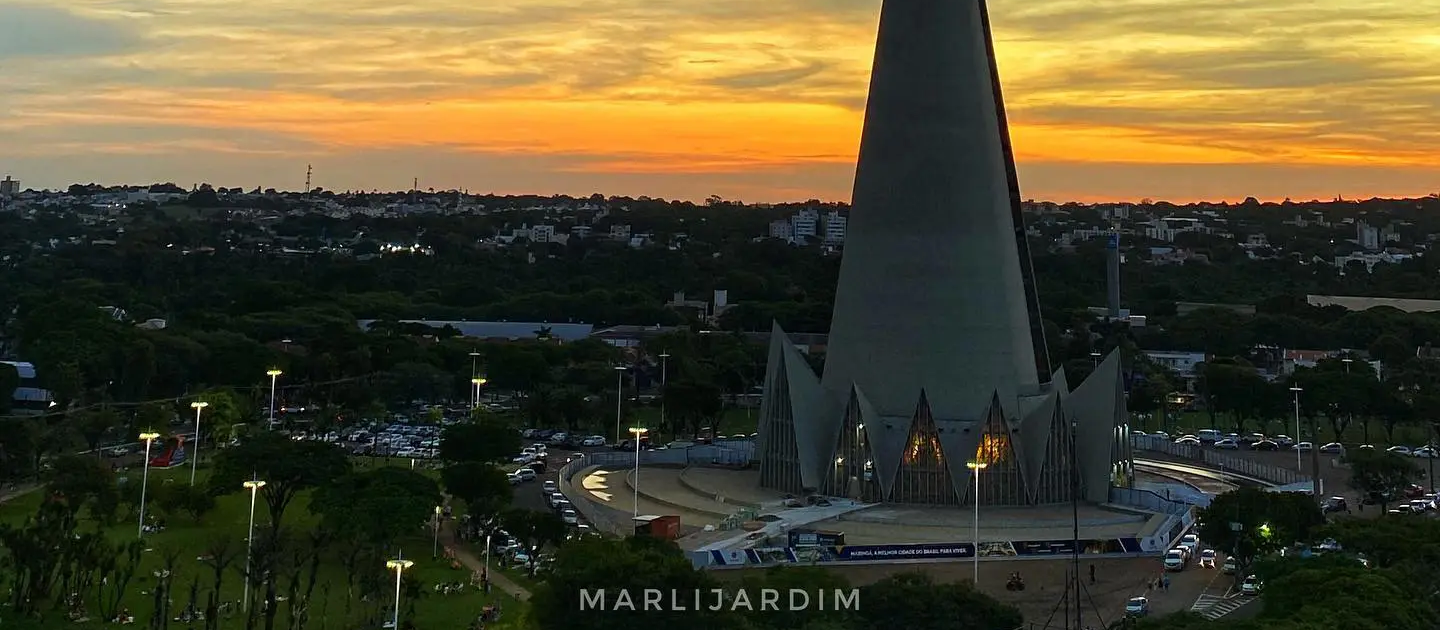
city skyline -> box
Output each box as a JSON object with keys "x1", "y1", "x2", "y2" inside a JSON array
[{"x1": 2, "y1": 0, "x2": 1437, "y2": 203}]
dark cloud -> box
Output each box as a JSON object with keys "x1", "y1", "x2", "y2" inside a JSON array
[
  {"x1": 0, "y1": 4, "x2": 141, "y2": 58},
  {"x1": 709, "y1": 61, "x2": 831, "y2": 89}
]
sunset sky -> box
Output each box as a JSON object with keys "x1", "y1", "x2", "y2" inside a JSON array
[{"x1": 2, "y1": 0, "x2": 1438, "y2": 203}]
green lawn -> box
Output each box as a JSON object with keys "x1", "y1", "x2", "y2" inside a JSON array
[{"x1": 0, "y1": 463, "x2": 520, "y2": 630}]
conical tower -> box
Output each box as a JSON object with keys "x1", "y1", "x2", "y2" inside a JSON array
[{"x1": 756, "y1": 0, "x2": 1131, "y2": 506}]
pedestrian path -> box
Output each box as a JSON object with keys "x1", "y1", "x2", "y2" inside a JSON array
[{"x1": 437, "y1": 518, "x2": 532, "y2": 602}]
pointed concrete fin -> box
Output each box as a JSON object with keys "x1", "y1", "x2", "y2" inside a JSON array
[
  {"x1": 888, "y1": 392, "x2": 961, "y2": 504},
  {"x1": 777, "y1": 332, "x2": 828, "y2": 491},
  {"x1": 755, "y1": 322, "x2": 791, "y2": 461},
  {"x1": 934, "y1": 416, "x2": 980, "y2": 501},
  {"x1": 849, "y1": 385, "x2": 889, "y2": 496},
  {"x1": 1051, "y1": 367, "x2": 1071, "y2": 395},
  {"x1": 1018, "y1": 391, "x2": 1059, "y2": 487},
  {"x1": 869, "y1": 413, "x2": 911, "y2": 500},
  {"x1": 1068, "y1": 349, "x2": 1124, "y2": 503}
]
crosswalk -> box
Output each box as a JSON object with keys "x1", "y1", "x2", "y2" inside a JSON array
[{"x1": 1190, "y1": 593, "x2": 1254, "y2": 620}]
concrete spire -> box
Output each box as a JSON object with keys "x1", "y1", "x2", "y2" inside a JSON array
[{"x1": 820, "y1": 0, "x2": 1042, "y2": 422}]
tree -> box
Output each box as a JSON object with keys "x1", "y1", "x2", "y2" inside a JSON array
[
  {"x1": 1346, "y1": 449, "x2": 1416, "y2": 510},
  {"x1": 501, "y1": 508, "x2": 568, "y2": 573},
  {"x1": 1197, "y1": 487, "x2": 1324, "y2": 567},
  {"x1": 439, "y1": 417, "x2": 521, "y2": 464},
  {"x1": 664, "y1": 379, "x2": 723, "y2": 437},
  {"x1": 0, "y1": 363, "x2": 18, "y2": 414},
  {"x1": 154, "y1": 483, "x2": 217, "y2": 523},
  {"x1": 530, "y1": 536, "x2": 740, "y2": 630},
  {"x1": 69, "y1": 407, "x2": 122, "y2": 455},
  {"x1": 439, "y1": 462, "x2": 513, "y2": 525},
  {"x1": 311, "y1": 467, "x2": 442, "y2": 545},
  {"x1": 859, "y1": 572, "x2": 1022, "y2": 630},
  {"x1": 45, "y1": 453, "x2": 120, "y2": 523},
  {"x1": 208, "y1": 432, "x2": 351, "y2": 535}
]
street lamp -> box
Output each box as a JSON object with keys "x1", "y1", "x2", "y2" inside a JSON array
[
  {"x1": 266, "y1": 369, "x2": 283, "y2": 430},
  {"x1": 242, "y1": 476, "x2": 267, "y2": 612},
  {"x1": 469, "y1": 351, "x2": 482, "y2": 408},
  {"x1": 432, "y1": 505, "x2": 443, "y2": 558},
  {"x1": 629, "y1": 427, "x2": 649, "y2": 518},
  {"x1": 386, "y1": 553, "x2": 415, "y2": 629},
  {"x1": 483, "y1": 531, "x2": 492, "y2": 582},
  {"x1": 1090, "y1": 351, "x2": 1101, "y2": 367},
  {"x1": 966, "y1": 461, "x2": 988, "y2": 583},
  {"x1": 1289, "y1": 386, "x2": 1303, "y2": 471},
  {"x1": 137, "y1": 431, "x2": 161, "y2": 538},
  {"x1": 189, "y1": 401, "x2": 208, "y2": 486},
  {"x1": 658, "y1": 352, "x2": 670, "y2": 429},
  {"x1": 471, "y1": 377, "x2": 487, "y2": 414},
  {"x1": 1342, "y1": 357, "x2": 1353, "y2": 374},
  {"x1": 613, "y1": 366, "x2": 627, "y2": 446}
]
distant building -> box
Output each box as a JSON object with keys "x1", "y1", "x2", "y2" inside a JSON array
[
  {"x1": 0, "y1": 176, "x2": 17, "y2": 197},
  {"x1": 791, "y1": 209, "x2": 819, "y2": 239},
  {"x1": 1, "y1": 361, "x2": 53, "y2": 415},
  {"x1": 823, "y1": 211, "x2": 847, "y2": 243},
  {"x1": 1307, "y1": 295, "x2": 1440, "y2": 313},
  {"x1": 768, "y1": 219, "x2": 794, "y2": 239},
  {"x1": 1356, "y1": 220, "x2": 1380, "y2": 251}
]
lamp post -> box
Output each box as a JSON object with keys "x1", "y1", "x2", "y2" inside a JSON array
[
  {"x1": 966, "y1": 461, "x2": 988, "y2": 583},
  {"x1": 484, "y1": 531, "x2": 492, "y2": 580},
  {"x1": 1289, "y1": 386, "x2": 1303, "y2": 471},
  {"x1": 432, "y1": 506, "x2": 443, "y2": 559},
  {"x1": 471, "y1": 377, "x2": 487, "y2": 414},
  {"x1": 469, "y1": 351, "x2": 482, "y2": 408},
  {"x1": 137, "y1": 431, "x2": 161, "y2": 538},
  {"x1": 242, "y1": 476, "x2": 267, "y2": 612},
  {"x1": 613, "y1": 366, "x2": 627, "y2": 446},
  {"x1": 629, "y1": 427, "x2": 649, "y2": 518},
  {"x1": 1342, "y1": 357, "x2": 1353, "y2": 374},
  {"x1": 658, "y1": 352, "x2": 670, "y2": 429},
  {"x1": 1090, "y1": 351, "x2": 1101, "y2": 367},
  {"x1": 386, "y1": 553, "x2": 415, "y2": 629},
  {"x1": 189, "y1": 401, "x2": 208, "y2": 486},
  {"x1": 266, "y1": 369, "x2": 283, "y2": 430}
]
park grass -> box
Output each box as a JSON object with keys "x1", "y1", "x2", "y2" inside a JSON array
[{"x1": 0, "y1": 462, "x2": 521, "y2": 630}]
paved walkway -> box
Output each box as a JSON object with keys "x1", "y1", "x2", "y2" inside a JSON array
[
  {"x1": 437, "y1": 512, "x2": 532, "y2": 601},
  {"x1": 0, "y1": 482, "x2": 41, "y2": 504}
]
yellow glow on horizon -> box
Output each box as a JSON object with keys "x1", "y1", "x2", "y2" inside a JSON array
[{"x1": 5, "y1": 0, "x2": 1438, "y2": 201}]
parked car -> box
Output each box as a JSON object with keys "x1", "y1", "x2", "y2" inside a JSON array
[
  {"x1": 1293, "y1": 441, "x2": 1314, "y2": 452},
  {"x1": 1199, "y1": 549, "x2": 1217, "y2": 568},
  {"x1": 1252, "y1": 440, "x2": 1279, "y2": 451},
  {"x1": 1164, "y1": 549, "x2": 1186, "y2": 572},
  {"x1": 1125, "y1": 597, "x2": 1149, "y2": 617},
  {"x1": 1319, "y1": 442, "x2": 1345, "y2": 454},
  {"x1": 1222, "y1": 557, "x2": 1238, "y2": 575},
  {"x1": 1241, "y1": 575, "x2": 1263, "y2": 595},
  {"x1": 1322, "y1": 497, "x2": 1348, "y2": 513},
  {"x1": 1213, "y1": 438, "x2": 1240, "y2": 450},
  {"x1": 1387, "y1": 445, "x2": 1413, "y2": 456},
  {"x1": 542, "y1": 480, "x2": 558, "y2": 494},
  {"x1": 515, "y1": 468, "x2": 537, "y2": 482}
]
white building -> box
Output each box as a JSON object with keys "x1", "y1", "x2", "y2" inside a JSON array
[
  {"x1": 1, "y1": 361, "x2": 53, "y2": 415},
  {"x1": 791, "y1": 209, "x2": 819, "y2": 239},
  {"x1": 1356, "y1": 220, "x2": 1380, "y2": 251},
  {"x1": 823, "y1": 211, "x2": 847, "y2": 243},
  {"x1": 769, "y1": 219, "x2": 794, "y2": 239}
]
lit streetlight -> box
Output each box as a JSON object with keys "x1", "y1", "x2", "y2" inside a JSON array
[
  {"x1": 266, "y1": 369, "x2": 283, "y2": 430},
  {"x1": 471, "y1": 377, "x2": 488, "y2": 414},
  {"x1": 613, "y1": 366, "x2": 627, "y2": 446},
  {"x1": 1089, "y1": 351, "x2": 1101, "y2": 367},
  {"x1": 137, "y1": 431, "x2": 162, "y2": 538},
  {"x1": 966, "y1": 461, "x2": 988, "y2": 583},
  {"x1": 386, "y1": 553, "x2": 415, "y2": 629},
  {"x1": 1289, "y1": 386, "x2": 1303, "y2": 471},
  {"x1": 242, "y1": 476, "x2": 267, "y2": 612},
  {"x1": 432, "y1": 505, "x2": 443, "y2": 559},
  {"x1": 189, "y1": 401, "x2": 208, "y2": 486},
  {"x1": 629, "y1": 427, "x2": 649, "y2": 518},
  {"x1": 483, "y1": 531, "x2": 492, "y2": 583},
  {"x1": 658, "y1": 352, "x2": 670, "y2": 429},
  {"x1": 469, "y1": 352, "x2": 482, "y2": 408}
]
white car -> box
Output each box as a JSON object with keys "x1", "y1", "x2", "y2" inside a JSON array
[
  {"x1": 581, "y1": 436, "x2": 606, "y2": 447},
  {"x1": 1178, "y1": 533, "x2": 1200, "y2": 555},
  {"x1": 542, "y1": 480, "x2": 558, "y2": 494},
  {"x1": 506, "y1": 472, "x2": 522, "y2": 485},
  {"x1": 562, "y1": 509, "x2": 578, "y2": 525},
  {"x1": 1199, "y1": 549, "x2": 1217, "y2": 568},
  {"x1": 1125, "y1": 597, "x2": 1149, "y2": 617},
  {"x1": 512, "y1": 453, "x2": 536, "y2": 464},
  {"x1": 515, "y1": 468, "x2": 537, "y2": 482},
  {"x1": 1164, "y1": 549, "x2": 1186, "y2": 572},
  {"x1": 1213, "y1": 438, "x2": 1239, "y2": 450},
  {"x1": 1413, "y1": 446, "x2": 1439, "y2": 458},
  {"x1": 1293, "y1": 441, "x2": 1313, "y2": 452},
  {"x1": 1241, "y1": 575, "x2": 1263, "y2": 595},
  {"x1": 1387, "y1": 445, "x2": 1412, "y2": 456}
]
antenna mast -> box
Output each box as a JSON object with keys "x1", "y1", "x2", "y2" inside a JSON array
[{"x1": 304, "y1": 164, "x2": 312, "y2": 195}]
